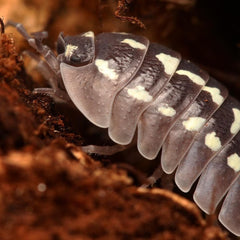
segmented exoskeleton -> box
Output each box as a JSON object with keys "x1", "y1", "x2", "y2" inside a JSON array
[{"x1": 7, "y1": 21, "x2": 240, "y2": 236}]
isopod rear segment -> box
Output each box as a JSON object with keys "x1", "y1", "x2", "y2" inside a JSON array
[{"x1": 7, "y1": 22, "x2": 240, "y2": 236}]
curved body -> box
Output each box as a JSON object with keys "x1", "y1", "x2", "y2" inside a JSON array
[
  {"x1": 60, "y1": 32, "x2": 240, "y2": 236},
  {"x1": 9, "y1": 22, "x2": 240, "y2": 236}
]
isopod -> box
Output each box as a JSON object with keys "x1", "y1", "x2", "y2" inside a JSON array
[{"x1": 7, "y1": 21, "x2": 240, "y2": 236}]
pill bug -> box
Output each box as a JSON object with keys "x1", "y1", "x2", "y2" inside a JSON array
[{"x1": 7, "y1": 21, "x2": 240, "y2": 237}]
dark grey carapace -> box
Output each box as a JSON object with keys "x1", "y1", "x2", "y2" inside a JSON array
[{"x1": 8, "y1": 21, "x2": 240, "y2": 236}]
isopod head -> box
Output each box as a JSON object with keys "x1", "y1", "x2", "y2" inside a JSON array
[{"x1": 57, "y1": 31, "x2": 95, "y2": 66}]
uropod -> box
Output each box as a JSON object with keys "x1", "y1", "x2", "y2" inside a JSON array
[{"x1": 6, "y1": 21, "x2": 240, "y2": 237}]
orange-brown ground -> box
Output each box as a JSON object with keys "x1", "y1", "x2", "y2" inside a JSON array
[{"x1": 0, "y1": 1, "x2": 240, "y2": 239}]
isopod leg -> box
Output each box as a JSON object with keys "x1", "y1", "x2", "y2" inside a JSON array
[
  {"x1": 6, "y1": 21, "x2": 61, "y2": 79},
  {"x1": 141, "y1": 167, "x2": 164, "y2": 188},
  {"x1": 6, "y1": 22, "x2": 70, "y2": 101},
  {"x1": 23, "y1": 50, "x2": 70, "y2": 102},
  {"x1": 23, "y1": 50, "x2": 59, "y2": 90},
  {"x1": 30, "y1": 31, "x2": 48, "y2": 41},
  {"x1": 32, "y1": 88, "x2": 71, "y2": 103},
  {"x1": 81, "y1": 144, "x2": 129, "y2": 156}
]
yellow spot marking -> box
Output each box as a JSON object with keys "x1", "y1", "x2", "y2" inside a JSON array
[
  {"x1": 202, "y1": 86, "x2": 224, "y2": 105},
  {"x1": 155, "y1": 53, "x2": 179, "y2": 75},
  {"x1": 65, "y1": 44, "x2": 78, "y2": 59},
  {"x1": 95, "y1": 59, "x2": 119, "y2": 80},
  {"x1": 158, "y1": 105, "x2": 176, "y2": 117},
  {"x1": 205, "y1": 132, "x2": 222, "y2": 151},
  {"x1": 121, "y1": 39, "x2": 146, "y2": 50},
  {"x1": 182, "y1": 117, "x2": 206, "y2": 131},
  {"x1": 230, "y1": 108, "x2": 240, "y2": 134},
  {"x1": 227, "y1": 153, "x2": 240, "y2": 172},
  {"x1": 176, "y1": 70, "x2": 205, "y2": 85},
  {"x1": 82, "y1": 31, "x2": 94, "y2": 38},
  {"x1": 127, "y1": 85, "x2": 153, "y2": 102}
]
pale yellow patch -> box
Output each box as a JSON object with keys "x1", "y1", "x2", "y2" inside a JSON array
[
  {"x1": 82, "y1": 31, "x2": 94, "y2": 38},
  {"x1": 202, "y1": 86, "x2": 224, "y2": 105},
  {"x1": 121, "y1": 39, "x2": 146, "y2": 50},
  {"x1": 113, "y1": 32, "x2": 128, "y2": 35},
  {"x1": 65, "y1": 44, "x2": 78, "y2": 59},
  {"x1": 230, "y1": 108, "x2": 240, "y2": 134},
  {"x1": 155, "y1": 53, "x2": 179, "y2": 75},
  {"x1": 95, "y1": 59, "x2": 119, "y2": 80},
  {"x1": 176, "y1": 70, "x2": 205, "y2": 85},
  {"x1": 227, "y1": 153, "x2": 240, "y2": 172},
  {"x1": 205, "y1": 132, "x2": 222, "y2": 151},
  {"x1": 158, "y1": 105, "x2": 176, "y2": 117},
  {"x1": 182, "y1": 117, "x2": 206, "y2": 131},
  {"x1": 127, "y1": 85, "x2": 153, "y2": 102}
]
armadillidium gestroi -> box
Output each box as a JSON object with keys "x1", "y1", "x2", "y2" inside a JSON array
[{"x1": 7, "y1": 21, "x2": 240, "y2": 236}]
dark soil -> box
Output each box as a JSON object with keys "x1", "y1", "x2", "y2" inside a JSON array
[{"x1": 1, "y1": 0, "x2": 240, "y2": 239}]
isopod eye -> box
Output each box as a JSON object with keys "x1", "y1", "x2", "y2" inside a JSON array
[
  {"x1": 70, "y1": 54, "x2": 84, "y2": 63},
  {"x1": 57, "y1": 31, "x2": 95, "y2": 66}
]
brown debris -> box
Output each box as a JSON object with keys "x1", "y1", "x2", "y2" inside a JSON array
[
  {"x1": 0, "y1": 143, "x2": 227, "y2": 240},
  {"x1": 115, "y1": 0, "x2": 146, "y2": 29},
  {"x1": 0, "y1": 32, "x2": 22, "y2": 82}
]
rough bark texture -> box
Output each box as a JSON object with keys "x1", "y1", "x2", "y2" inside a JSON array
[{"x1": 1, "y1": 0, "x2": 240, "y2": 239}]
